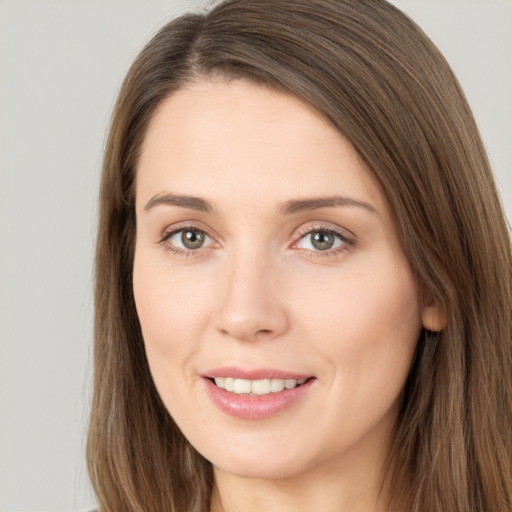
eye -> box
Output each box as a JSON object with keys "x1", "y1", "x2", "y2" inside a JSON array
[
  {"x1": 297, "y1": 229, "x2": 346, "y2": 252},
  {"x1": 166, "y1": 228, "x2": 213, "y2": 251}
]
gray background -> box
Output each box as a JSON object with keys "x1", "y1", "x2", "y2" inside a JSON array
[{"x1": 0, "y1": 1, "x2": 510, "y2": 511}]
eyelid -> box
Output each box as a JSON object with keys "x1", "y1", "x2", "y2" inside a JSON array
[
  {"x1": 158, "y1": 221, "x2": 220, "y2": 256},
  {"x1": 293, "y1": 222, "x2": 356, "y2": 243},
  {"x1": 168, "y1": 229, "x2": 213, "y2": 247},
  {"x1": 159, "y1": 220, "x2": 216, "y2": 243},
  {"x1": 291, "y1": 222, "x2": 357, "y2": 254}
]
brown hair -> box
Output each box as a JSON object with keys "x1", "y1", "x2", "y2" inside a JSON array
[{"x1": 87, "y1": 1, "x2": 512, "y2": 510}]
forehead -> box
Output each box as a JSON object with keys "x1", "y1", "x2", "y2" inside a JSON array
[{"x1": 136, "y1": 79, "x2": 386, "y2": 214}]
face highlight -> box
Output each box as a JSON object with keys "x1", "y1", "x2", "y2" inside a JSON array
[{"x1": 132, "y1": 79, "x2": 434, "y2": 484}]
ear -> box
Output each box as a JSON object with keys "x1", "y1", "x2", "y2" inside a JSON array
[{"x1": 421, "y1": 301, "x2": 447, "y2": 332}]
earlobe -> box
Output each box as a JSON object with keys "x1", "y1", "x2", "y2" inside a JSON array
[{"x1": 421, "y1": 303, "x2": 447, "y2": 332}]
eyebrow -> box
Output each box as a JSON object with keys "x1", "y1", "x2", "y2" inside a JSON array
[
  {"x1": 143, "y1": 192, "x2": 378, "y2": 216},
  {"x1": 144, "y1": 193, "x2": 215, "y2": 213},
  {"x1": 280, "y1": 196, "x2": 379, "y2": 216}
]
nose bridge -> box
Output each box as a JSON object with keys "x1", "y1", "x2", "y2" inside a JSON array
[{"x1": 214, "y1": 241, "x2": 288, "y2": 341}]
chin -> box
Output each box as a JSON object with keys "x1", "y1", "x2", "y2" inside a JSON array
[
  {"x1": 212, "y1": 457, "x2": 306, "y2": 481},
  {"x1": 199, "y1": 437, "x2": 320, "y2": 481}
]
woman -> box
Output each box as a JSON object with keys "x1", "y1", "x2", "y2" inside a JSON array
[{"x1": 87, "y1": 0, "x2": 512, "y2": 511}]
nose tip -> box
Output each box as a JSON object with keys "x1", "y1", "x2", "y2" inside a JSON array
[
  {"x1": 218, "y1": 319, "x2": 276, "y2": 343},
  {"x1": 213, "y1": 257, "x2": 289, "y2": 342}
]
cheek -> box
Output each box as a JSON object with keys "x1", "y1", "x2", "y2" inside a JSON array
[
  {"x1": 295, "y1": 257, "x2": 422, "y2": 399},
  {"x1": 132, "y1": 250, "x2": 214, "y2": 384},
  {"x1": 309, "y1": 250, "x2": 419, "y2": 338}
]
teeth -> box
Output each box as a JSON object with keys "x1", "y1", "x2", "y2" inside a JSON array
[
  {"x1": 224, "y1": 377, "x2": 235, "y2": 392},
  {"x1": 233, "y1": 378, "x2": 252, "y2": 394},
  {"x1": 270, "y1": 378, "x2": 285, "y2": 392},
  {"x1": 284, "y1": 379, "x2": 296, "y2": 389},
  {"x1": 213, "y1": 377, "x2": 307, "y2": 395},
  {"x1": 251, "y1": 379, "x2": 271, "y2": 395}
]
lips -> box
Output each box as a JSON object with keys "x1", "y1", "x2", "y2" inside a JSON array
[{"x1": 202, "y1": 367, "x2": 315, "y2": 420}]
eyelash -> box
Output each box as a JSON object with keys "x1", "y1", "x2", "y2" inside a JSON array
[
  {"x1": 159, "y1": 224, "x2": 216, "y2": 258},
  {"x1": 293, "y1": 224, "x2": 356, "y2": 258},
  {"x1": 158, "y1": 223, "x2": 356, "y2": 258}
]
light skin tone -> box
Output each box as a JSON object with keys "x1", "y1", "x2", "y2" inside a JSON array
[{"x1": 133, "y1": 79, "x2": 445, "y2": 512}]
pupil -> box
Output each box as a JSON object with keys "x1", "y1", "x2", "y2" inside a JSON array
[
  {"x1": 311, "y1": 231, "x2": 334, "y2": 250},
  {"x1": 182, "y1": 230, "x2": 204, "y2": 249}
]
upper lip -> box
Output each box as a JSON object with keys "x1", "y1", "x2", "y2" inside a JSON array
[{"x1": 203, "y1": 367, "x2": 313, "y2": 381}]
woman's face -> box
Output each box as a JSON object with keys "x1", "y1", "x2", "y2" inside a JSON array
[{"x1": 133, "y1": 79, "x2": 436, "y2": 481}]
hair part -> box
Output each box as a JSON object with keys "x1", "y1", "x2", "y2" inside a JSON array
[{"x1": 88, "y1": 1, "x2": 512, "y2": 510}]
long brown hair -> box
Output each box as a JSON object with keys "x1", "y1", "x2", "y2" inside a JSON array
[{"x1": 87, "y1": 1, "x2": 512, "y2": 510}]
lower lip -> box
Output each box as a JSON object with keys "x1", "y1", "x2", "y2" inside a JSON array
[{"x1": 203, "y1": 378, "x2": 315, "y2": 420}]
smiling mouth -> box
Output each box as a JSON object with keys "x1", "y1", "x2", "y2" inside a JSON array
[{"x1": 211, "y1": 377, "x2": 311, "y2": 395}]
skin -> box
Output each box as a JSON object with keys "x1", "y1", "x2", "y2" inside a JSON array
[{"x1": 133, "y1": 79, "x2": 445, "y2": 512}]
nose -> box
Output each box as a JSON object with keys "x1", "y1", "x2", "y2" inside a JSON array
[{"x1": 213, "y1": 248, "x2": 290, "y2": 342}]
